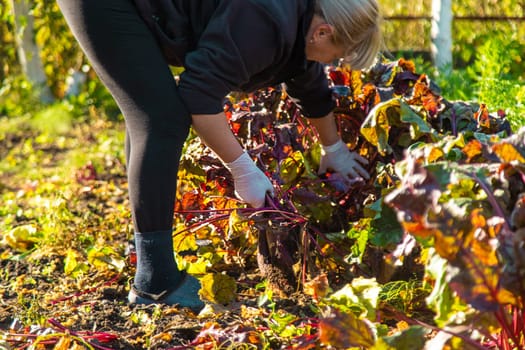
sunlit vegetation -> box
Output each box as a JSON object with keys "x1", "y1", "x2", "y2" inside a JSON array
[{"x1": 0, "y1": 0, "x2": 524, "y2": 348}]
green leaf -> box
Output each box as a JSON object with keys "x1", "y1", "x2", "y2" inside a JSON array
[
  {"x1": 346, "y1": 221, "x2": 369, "y2": 264},
  {"x1": 327, "y1": 277, "x2": 381, "y2": 320},
  {"x1": 424, "y1": 249, "x2": 465, "y2": 327},
  {"x1": 438, "y1": 101, "x2": 477, "y2": 133},
  {"x1": 361, "y1": 98, "x2": 402, "y2": 156},
  {"x1": 369, "y1": 204, "x2": 404, "y2": 248},
  {"x1": 361, "y1": 98, "x2": 436, "y2": 156},
  {"x1": 371, "y1": 338, "x2": 396, "y2": 350},
  {"x1": 379, "y1": 326, "x2": 429, "y2": 350},
  {"x1": 268, "y1": 311, "x2": 297, "y2": 335},
  {"x1": 279, "y1": 150, "x2": 305, "y2": 184},
  {"x1": 399, "y1": 100, "x2": 434, "y2": 140}
]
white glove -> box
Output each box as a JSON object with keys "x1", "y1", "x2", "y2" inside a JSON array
[
  {"x1": 224, "y1": 152, "x2": 274, "y2": 208},
  {"x1": 318, "y1": 139, "x2": 370, "y2": 180}
]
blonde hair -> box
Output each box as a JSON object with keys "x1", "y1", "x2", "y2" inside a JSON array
[{"x1": 316, "y1": 0, "x2": 383, "y2": 70}]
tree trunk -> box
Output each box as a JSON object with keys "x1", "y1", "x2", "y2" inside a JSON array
[
  {"x1": 431, "y1": 0, "x2": 453, "y2": 71},
  {"x1": 10, "y1": 0, "x2": 54, "y2": 103}
]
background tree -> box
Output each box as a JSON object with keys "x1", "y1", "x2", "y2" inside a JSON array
[
  {"x1": 0, "y1": 2, "x2": 17, "y2": 81},
  {"x1": 0, "y1": 0, "x2": 523, "y2": 119},
  {"x1": 9, "y1": 0, "x2": 53, "y2": 103}
]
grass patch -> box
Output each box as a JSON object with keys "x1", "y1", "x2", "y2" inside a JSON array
[{"x1": 29, "y1": 103, "x2": 74, "y2": 136}]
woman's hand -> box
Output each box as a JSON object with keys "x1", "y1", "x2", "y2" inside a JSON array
[
  {"x1": 318, "y1": 139, "x2": 369, "y2": 180},
  {"x1": 225, "y1": 152, "x2": 274, "y2": 208},
  {"x1": 307, "y1": 111, "x2": 369, "y2": 182}
]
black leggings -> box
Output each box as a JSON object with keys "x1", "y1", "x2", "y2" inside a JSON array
[{"x1": 58, "y1": 0, "x2": 191, "y2": 233}]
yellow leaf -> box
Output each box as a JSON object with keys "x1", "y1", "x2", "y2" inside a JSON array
[
  {"x1": 362, "y1": 99, "x2": 400, "y2": 156},
  {"x1": 198, "y1": 273, "x2": 237, "y2": 304},
  {"x1": 303, "y1": 273, "x2": 331, "y2": 300},
  {"x1": 240, "y1": 305, "x2": 263, "y2": 319},
  {"x1": 462, "y1": 140, "x2": 483, "y2": 162},
  {"x1": 434, "y1": 230, "x2": 461, "y2": 260},
  {"x1": 371, "y1": 338, "x2": 396, "y2": 350},
  {"x1": 181, "y1": 255, "x2": 209, "y2": 275},
  {"x1": 53, "y1": 336, "x2": 71, "y2": 350},
  {"x1": 64, "y1": 249, "x2": 80, "y2": 276},
  {"x1": 64, "y1": 249, "x2": 88, "y2": 277},
  {"x1": 228, "y1": 209, "x2": 251, "y2": 240},
  {"x1": 279, "y1": 151, "x2": 305, "y2": 184},
  {"x1": 497, "y1": 288, "x2": 518, "y2": 306},
  {"x1": 492, "y1": 142, "x2": 525, "y2": 163},
  {"x1": 3, "y1": 224, "x2": 38, "y2": 252},
  {"x1": 470, "y1": 209, "x2": 487, "y2": 228},
  {"x1": 172, "y1": 226, "x2": 198, "y2": 252},
  {"x1": 70, "y1": 342, "x2": 85, "y2": 350},
  {"x1": 396, "y1": 320, "x2": 410, "y2": 331},
  {"x1": 87, "y1": 247, "x2": 126, "y2": 272},
  {"x1": 87, "y1": 249, "x2": 107, "y2": 268},
  {"x1": 152, "y1": 332, "x2": 173, "y2": 343},
  {"x1": 427, "y1": 146, "x2": 444, "y2": 163},
  {"x1": 471, "y1": 237, "x2": 499, "y2": 266},
  {"x1": 0, "y1": 249, "x2": 12, "y2": 259}
]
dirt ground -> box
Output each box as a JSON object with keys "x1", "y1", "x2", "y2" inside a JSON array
[{"x1": 1, "y1": 241, "x2": 322, "y2": 349}]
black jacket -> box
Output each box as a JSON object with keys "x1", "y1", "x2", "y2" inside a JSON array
[{"x1": 134, "y1": 0, "x2": 335, "y2": 118}]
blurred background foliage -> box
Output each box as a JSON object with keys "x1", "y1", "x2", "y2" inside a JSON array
[
  {"x1": 0, "y1": 0, "x2": 523, "y2": 127},
  {"x1": 0, "y1": 0, "x2": 118, "y2": 121},
  {"x1": 383, "y1": 0, "x2": 525, "y2": 62}
]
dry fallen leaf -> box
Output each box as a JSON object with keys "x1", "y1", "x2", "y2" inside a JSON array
[{"x1": 198, "y1": 273, "x2": 237, "y2": 304}]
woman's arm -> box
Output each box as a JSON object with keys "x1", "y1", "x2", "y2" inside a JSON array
[
  {"x1": 192, "y1": 113, "x2": 274, "y2": 207},
  {"x1": 191, "y1": 112, "x2": 243, "y2": 163},
  {"x1": 307, "y1": 111, "x2": 340, "y2": 146}
]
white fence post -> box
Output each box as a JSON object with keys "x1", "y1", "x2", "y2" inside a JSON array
[{"x1": 431, "y1": 0, "x2": 453, "y2": 71}]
